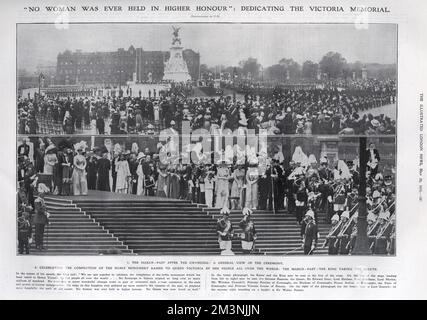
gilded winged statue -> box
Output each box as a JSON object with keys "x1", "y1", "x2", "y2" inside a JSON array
[{"x1": 172, "y1": 26, "x2": 181, "y2": 38}]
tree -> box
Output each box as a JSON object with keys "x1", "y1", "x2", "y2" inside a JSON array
[
  {"x1": 302, "y1": 60, "x2": 318, "y2": 79},
  {"x1": 238, "y1": 57, "x2": 261, "y2": 80},
  {"x1": 264, "y1": 64, "x2": 286, "y2": 81},
  {"x1": 319, "y1": 52, "x2": 347, "y2": 79},
  {"x1": 278, "y1": 58, "x2": 301, "y2": 80}
]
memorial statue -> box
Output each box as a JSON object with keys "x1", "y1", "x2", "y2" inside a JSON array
[
  {"x1": 172, "y1": 26, "x2": 181, "y2": 45},
  {"x1": 163, "y1": 26, "x2": 191, "y2": 82}
]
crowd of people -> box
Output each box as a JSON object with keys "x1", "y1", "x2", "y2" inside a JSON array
[
  {"x1": 17, "y1": 78, "x2": 396, "y2": 135},
  {"x1": 17, "y1": 135, "x2": 395, "y2": 255}
]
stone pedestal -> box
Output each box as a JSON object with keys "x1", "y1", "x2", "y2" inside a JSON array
[{"x1": 163, "y1": 44, "x2": 191, "y2": 82}]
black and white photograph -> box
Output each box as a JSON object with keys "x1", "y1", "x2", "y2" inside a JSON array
[
  {"x1": 16, "y1": 134, "x2": 396, "y2": 256},
  {"x1": 17, "y1": 23, "x2": 397, "y2": 136},
  {"x1": 4, "y1": 0, "x2": 427, "y2": 302},
  {"x1": 15, "y1": 23, "x2": 397, "y2": 257}
]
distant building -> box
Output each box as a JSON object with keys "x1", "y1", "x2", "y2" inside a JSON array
[{"x1": 56, "y1": 46, "x2": 200, "y2": 85}]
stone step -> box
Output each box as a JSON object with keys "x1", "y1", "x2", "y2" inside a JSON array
[
  {"x1": 27, "y1": 249, "x2": 134, "y2": 255},
  {"x1": 47, "y1": 222, "x2": 100, "y2": 227},
  {"x1": 44, "y1": 235, "x2": 115, "y2": 240},
  {"x1": 80, "y1": 207, "x2": 202, "y2": 212},
  {"x1": 33, "y1": 244, "x2": 128, "y2": 249},
  {"x1": 46, "y1": 207, "x2": 81, "y2": 212},
  {"x1": 45, "y1": 202, "x2": 76, "y2": 208},
  {"x1": 83, "y1": 210, "x2": 205, "y2": 215},
  {"x1": 46, "y1": 227, "x2": 105, "y2": 232},
  {"x1": 44, "y1": 197, "x2": 73, "y2": 204},
  {"x1": 77, "y1": 203, "x2": 197, "y2": 208},
  {"x1": 73, "y1": 200, "x2": 191, "y2": 205},
  {"x1": 43, "y1": 240, "x2": 124, "y2": 245},
  {"x1": 49, "y1": 217, "x2": 95, "y2": 222}
]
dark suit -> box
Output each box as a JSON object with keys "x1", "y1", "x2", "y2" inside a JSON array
[
  {"x1": 366, "y1": 148, "x2": 380, "y2": 176},
  {"x1": 301, "y1": 221, "x2": 318, "y2": 255}
]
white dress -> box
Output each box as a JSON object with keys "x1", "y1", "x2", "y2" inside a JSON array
[
  {"x1": 115, "y1": 160, "x2": 130, "y2": 192},
  {"x1": 136, "y1": 163, "x2": 144, "y2": 195}
]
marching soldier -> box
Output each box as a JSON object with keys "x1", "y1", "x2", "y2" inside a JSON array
[
  {"x1": 345, "y1": 187, "x2": 358, "y2": 211},
  {"x1": 346, "y1": 212, "x2": 360, "y2": 253},
  {"x1": 371, "y1": 211, "x2": 392, "y2": 255},
  {"x1": 336, "y1": 210, "x2": 354, "y2": 255},
  {"x1": 301, "y1": 210, "x2": 318, "y2": 255},
  {"x1": 33, "y1": 196, "x2": 49, "y2": 251},
  {"x1": 323, "y1": 214, "x2": 341, "y2": 255},
  {"x1": 333, "y1": 187, "x2": 346, "y2": 217},
  {"x1": 216, "y1": 207, "x2": 234, "y2": 253},
  {"x1": 238, "y1": 208, "x2": 257, "y2": 254},
  {"x1": 17, "y1": 211, "x2": 32, "y2": 254},
  {"x1": 32, "y1": 183, "x2": 50, "y2": 251},
  {"x1": 387, "y1": 215, "x2": 396, "y2": 255},
  {"x1": 367, "y1": 211, "x2": 380, "y2": 250}
]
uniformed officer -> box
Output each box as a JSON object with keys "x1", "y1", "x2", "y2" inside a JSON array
[
  {"x1": 301, "y1": 210, "x2": 318, "y2": 255},
  {"x1": 33, "y1": 189, "x2": 50, "y2": 251},
  {"x1": 17, "y1": 211, "x2": 32, "y2": 254},
  {"x1": 346, "y1": 212, "x2": 359, "y2": 253},
  {"x1": 323, "y1": 213, "x2": 341, "y2": 255},
  {"x1": 387, "y1": 215, "x2": 396, "y2": 255},
  {"x1": 337, "y1": 210, "x2": 353, "y2": 255},
  {"x1": 372, "y1": 210, "x2": 391, "y2": 255},
  {"x1": 238, "y1": 207, "x2": 257, "y2": 254},
  {"x1": 216, "y1": 207, "x2": 234, "y2": 253}
]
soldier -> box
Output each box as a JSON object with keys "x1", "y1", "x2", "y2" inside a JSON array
[
  {"x1": 238, "y1": 208, "x2": 257, "y2": 254},
  {"x1": 301, "y1": 210, "x2": 318, "y2": 255},
  {"x1": 345, "y1": 187, "x2": 359, "y2": 211},
  {"x1": 17, "y1": 211, "x2": 32, "y2": 254},
  {"x1": 216, "y1": 207, "x2": 234, "y2": 253},
  {"x1": 367, "y1": 211, "x2": 380, "y2": 250},
  {"x1": 346, "y1": 212, "x2": 360, "y2": 253},
  {"x1": 284, "y1": 160, "x2": 297, "y2": 215},
  {"x1": 336, "y1": 210, "x2": 353, "y2": 255},
  {"x1": 387, "y1": 215, "x2": 396, "y2": 255},
  {"x1": 372, "y1": 210, "x2": 392, "y2": 255},
  {"x1": 295, "y1": 176, "x2": 308, "y2": 224},
  {"x1": 33, "y1": 190, "x2": 50, "y2": 251},
  {"x1": 333, "y1": 187, "x2": 346, "y2": 217},
  {"x1": 323, "y1": 214, "x2": 341, "y2": 255}
]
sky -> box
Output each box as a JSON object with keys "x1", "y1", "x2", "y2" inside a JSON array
[{"x1": 17, "y1": 23, "x2": 397, "y2": 71}]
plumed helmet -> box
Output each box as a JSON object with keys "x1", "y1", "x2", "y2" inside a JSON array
[
  {"x1": 367, "y1": 212, "x2": 377, "y2": 222},
  {"x1": 379, "y1": 210, "x2": 390, "y2": 220},
  {"x1": 331, "y1": 214, "x2": 340, "y2": 222},
  {"x1": 242, "y1": 207, "x2": 253, "y2": 216},
  {"x1": 341, "y1": 211, "x2": 350, "y2": 219},
  {"x1": 220, "y1": 249, "x2": 235, "y2": 255},
  {"x1": 372, "y1": 190, "x2": 381, "y2": 199},
  {"x1": 305, "y1": 210, "x2": 315, "y2": 219},
  {"x1": 37, "y1": 183, "x2": 50, "y2": 194},
  {"x1": 220, "y1": 207, "x2": 230, "y2": 216}
]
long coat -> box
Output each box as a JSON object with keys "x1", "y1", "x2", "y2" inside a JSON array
[{"x1": 96, "y1": 158, "x2": 111, "y2": 191}]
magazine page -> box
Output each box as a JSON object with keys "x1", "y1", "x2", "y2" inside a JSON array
[{"x1": 0, "y1": 0, "x2": 426, "y2": 301}]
